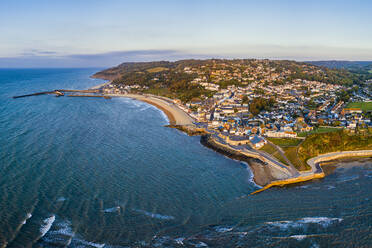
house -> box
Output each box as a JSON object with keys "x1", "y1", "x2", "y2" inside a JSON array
[
  {"x1": 265, "y1": 130, "x2": 297, "y2": 138},
  {"x1": 225, "y1": 135, "x2": 251, "y2": 146},
  {"x1": 249, "y1": 135, "x2": 267, "y2": 149},
  {"x1": 343, "y1": 108, "x2": 363, "y2": 114}
]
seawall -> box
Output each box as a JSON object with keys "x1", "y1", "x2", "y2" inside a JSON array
[
  {"x1": 307, "y1": 150, "x2": 372, "y2": 168},
  {"x1": 251, "y1": 149, "x2": 372, "y2": 195},
  {"x1": 200, "y1": 135, "x2": 292, "y2": 186}
]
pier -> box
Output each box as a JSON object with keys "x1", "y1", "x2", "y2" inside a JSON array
[
  {"x1": 13, "y1": 90, "x2": 64, "y2": 98},
  {"x1": 56, "y1": 89, "x2": 100, "y2": 93},
  {"x1": 13, "y1": 89, "x2": 107, "y2": 99},
  {"x1": 67, "y1": 95, "x2": 111, "y2": 99}
]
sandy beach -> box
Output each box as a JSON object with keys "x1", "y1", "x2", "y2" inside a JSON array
[
  {"x1": 106, "y1": 93, "x2": 195, "y2": 126},
  {"x1": 90, "y1": 81, "x2": 111, "y2": 90}
]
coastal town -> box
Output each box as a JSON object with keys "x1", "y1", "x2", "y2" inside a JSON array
[
  {"x1": 97, "y1": 59, "x2": 371, "y2": 154},
  {"x1": 14, "y1": 59, "x2": 371, "y2": 187},
  {"x1": 89, "y1": 59, "x2": 372, "y2": 189}
]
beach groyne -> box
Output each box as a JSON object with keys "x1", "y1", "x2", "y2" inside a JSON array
[
  {"x1": 250, "y1": 172, "x2": 326, "y2": 194},
  {"x1": 169, "y1": 125, "x2": 209, "y2": 136}
]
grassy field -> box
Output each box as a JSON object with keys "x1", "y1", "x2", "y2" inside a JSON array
[
  {"x1": 278, "y1": 129, "x2": 372, "y2": 171},
  {"x1": 297, "y1": 126, "x2": 341, "y2": 137},
  {"x1": 345, "y1": 101, "x2": 372, "y2": 111},
  {"x1": 267, "y1": 137, "x2": 302, "y2": 147},
  {"x1": 143, "y1": 87, "x2": 172, "y2": 97},
  {"x1": 266, "y1": 138, "x2": 309, "y2": 170},
  {"x1": 260, "y1": 144, "x2": 289, "y2": 165},
  {"x1": 298, "y1": 130, "x2": 372, "y2": 167},
  {"x1": 283, "y1": 147, "x2": 310, "y2": 171},
  {"x1": 146, "y1": 67, "x2": 169, "y2": 73}
]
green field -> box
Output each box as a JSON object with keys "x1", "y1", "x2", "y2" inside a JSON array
[
  {"x1": 297, "y1": 127, "x2": 341, "y2": 137},
  {"x1": 283, "y1": 147, "x2": 310, "y2": 171},
  {"x1": 146, "y1": 67, "x2": 169, "y2": 73},
  {"x1": 260, "y1": 144, "x2": 288, "y2": 165},
  {"x1": 345, "y1": 101, "x2": 372, "y2": 111},
  {"x1": 267, "y1": 137, "x2": 302, "y2": 147},
  {"x1": 298, "y1": 130, "x2": 372, "y2": 168}
]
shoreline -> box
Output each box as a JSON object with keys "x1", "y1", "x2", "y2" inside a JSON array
[
  {"x1": 142, "y1": 99, "x2": 175, "y2": 124},
  {"x1": 251, "y1": 150, "x2": 372, "y2": 194},
  {"x1": 105, "y1": 93, "x2": 194, "y2": 126},
  {"x1": 89, "y1": 81, "x2": 110, "y2": 90},
  {"x1": 200, "y1": 135, "x2": 292, "y2": 186},
  {"x1": 90, "y1": 80, "x2": 372, "y2": 193}
]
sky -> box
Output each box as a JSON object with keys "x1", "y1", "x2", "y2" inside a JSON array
[{"x1": 0, "y1": 0, "x2": 372, "y2": 67}]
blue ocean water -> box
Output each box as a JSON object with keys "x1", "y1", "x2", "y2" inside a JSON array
[{"x1": 0, "y1": 69, "x2": 371, "y2": 247}]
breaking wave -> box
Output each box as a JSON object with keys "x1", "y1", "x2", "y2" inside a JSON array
[
  {"x1": 22, "y1": 213, "x2": 32, "y2": 225},
  {"x1": 265, "y1": 217, "x2": 343, "y2": 229},
  {"x1": 56, "y1": 196, "x2": 66, "y2": 202},
  {"x1": 40, "y1": 215, "x2": 56, "y2": 237},
  {"x1": 133, "y1": 208, "x2": 175, "y2": 220},
  {"x1": 102, "y1": 206, "x2": 120, "y2": 213}
]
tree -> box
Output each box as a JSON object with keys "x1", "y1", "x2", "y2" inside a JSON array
[{"x1": 242, "y1": 95, "x2": 249, "y2": 104}]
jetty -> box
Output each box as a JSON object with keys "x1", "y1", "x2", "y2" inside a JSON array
[
  {"x1": 13, "y1": 90, "x2": 64, "y2": 98},
  {"x1": 56, "y1": 89, "x2": 100, "y2": 93},
  {"x1": 67, "y1": 95, "x2": 111, "y2": 99},
  {"x1": 13, "y1": 89, "x2": 105, "y2": 99}
]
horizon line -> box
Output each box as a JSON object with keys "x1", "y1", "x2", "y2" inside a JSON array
[{"x1": 1, "y1": 58, "x2": 372, "y2": 69}]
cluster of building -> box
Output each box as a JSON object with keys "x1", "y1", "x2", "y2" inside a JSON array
[{"x1": 105, "y1": 60, "x2": 372, "y2": 150}]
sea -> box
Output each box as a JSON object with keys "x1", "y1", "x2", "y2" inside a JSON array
[{"x1": 0, "y1": 68, "x2": 371, "y2": 248}]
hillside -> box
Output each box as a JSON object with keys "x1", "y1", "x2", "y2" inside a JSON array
[
  {"x1": 297, "y1": 130, "x2": 372, "y2": 165},
  {"x1": 307, "y1": 60, "x2": 372, "y2": 69},
  {"x1": 93, "y1": 59, "x2": 372, "y2": 102}
]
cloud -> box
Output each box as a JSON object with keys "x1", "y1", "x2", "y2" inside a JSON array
[
  {"x1": 20, "y1": 49, "x2": 59, "y2": 57},
  {"x1": 0, "y1": 49, "x2": 214, "y2": 68},
  {"x1": 1, "y1": 46, "x2": 372, "y2": 68},
  {"x1": 66, "y1": 49, "x2": 180, "y2": 60}
]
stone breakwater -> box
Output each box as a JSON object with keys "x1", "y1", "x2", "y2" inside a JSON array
[{"x1": 251, "y1": 150, "x2": 372, "y2": 194}]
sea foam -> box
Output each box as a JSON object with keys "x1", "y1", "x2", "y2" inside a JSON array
[
  {"x1": 265, "y1": 217, "x2": 343, "y2": 230},
  {"x1": 22, "y1": 213, "x2": 32, "y2": 225},
  {"x1": 214, "y1": 226, "x2": 233, "y2": 233},
  {"x1": 133, "y1": 208, "x2": 175, "y2": 220},
  {"x1": 102, "y1": 206, "x2": 120, "y2": 213},
  {"x1": 289, "y1": 234, "x2": 308, "y2": 241},
  {"x1": 40, "y1": 215, "x2": 56, "y2": 237}
]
